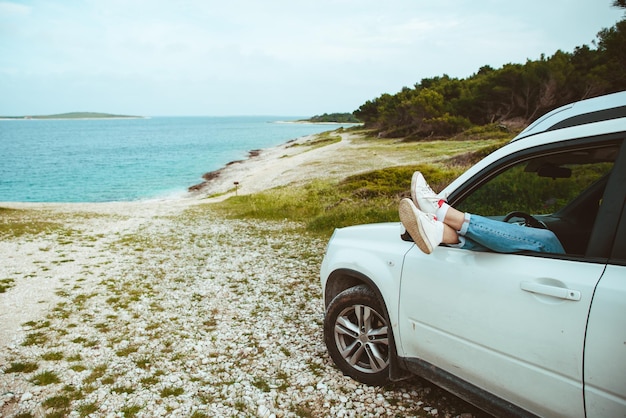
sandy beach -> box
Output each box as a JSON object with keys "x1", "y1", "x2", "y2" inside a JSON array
[{"x1": 0, "y1": 130, "x2": 487, "y2": 417}]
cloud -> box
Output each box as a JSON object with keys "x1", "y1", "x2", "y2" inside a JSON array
[
  {"x1": 0, "y1": 0, "x2": 622, "y2": 115},
  {"x1": 0, "y1": 1, "x2": 30, "y2": 16}
]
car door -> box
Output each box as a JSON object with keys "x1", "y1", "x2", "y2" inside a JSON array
[
  {"x1": 583, "y1": 156, "x2": 626, "y2": 418},
  {"x1": 397, "y1": 138, "x2": 623, "y2": 417},
  {"x1": 399, "y1": 248, "x2": 602, "y2": 417}
]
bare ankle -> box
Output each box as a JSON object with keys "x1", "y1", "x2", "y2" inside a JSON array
[{"x1": 443, "y1": 207, "x2": 465, "y2": 231}]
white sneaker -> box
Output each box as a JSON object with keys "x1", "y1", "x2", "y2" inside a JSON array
[
  {"x1": 411, "y1": 171, "x2": 442, "y2": 215},
  {"x1": 399, "y1": 198, "x2": 444, "y2": 254}
]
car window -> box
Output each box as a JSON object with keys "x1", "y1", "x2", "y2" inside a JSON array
[{"x1": 456, "y1": 144, "x2": 618, "y2": 255}]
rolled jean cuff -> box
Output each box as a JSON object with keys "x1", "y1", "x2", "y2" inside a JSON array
[{"x1": 458, "y1": 213, "x2": 471, "y2": 236}]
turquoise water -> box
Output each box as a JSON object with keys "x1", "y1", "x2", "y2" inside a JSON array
[{"x1": 0, "y1": 116, "x2": 347, "y2": 202}]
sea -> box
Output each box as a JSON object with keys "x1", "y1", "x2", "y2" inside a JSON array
[{"x1": 0, "y1": 116, "x2": 352, "y2": 203}]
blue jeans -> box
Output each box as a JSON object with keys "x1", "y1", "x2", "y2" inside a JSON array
[{"x1": 453, "y1": 214, "x2": 565, "y2": 254}]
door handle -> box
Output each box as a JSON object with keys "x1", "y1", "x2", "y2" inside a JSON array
[{"x1": 520, "y1": 281, "x2": 581, "y2": 301}]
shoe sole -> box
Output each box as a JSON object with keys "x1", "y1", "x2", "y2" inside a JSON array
[{"x1": 399, "y1": 199, "x2": 433, "y2": 254}]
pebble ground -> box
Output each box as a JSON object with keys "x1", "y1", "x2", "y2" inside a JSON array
[{"x1": 0, "y1": 202, "x2": 490, "y2": 418}]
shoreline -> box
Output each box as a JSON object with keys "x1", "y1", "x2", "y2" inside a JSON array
[
  {"x1": 1, "y1": 129, "x2": 356, "y2": 209},
  {"x1": 185, "y1": 129, "x2": 370, "y2": 201},
  {"x1": 0, "y1": 126, "x2": 359, "y2": 207}
]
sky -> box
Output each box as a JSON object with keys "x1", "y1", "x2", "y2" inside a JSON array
[{"x1": 0, "y1": 0, "x2": 623, "y2": 117}]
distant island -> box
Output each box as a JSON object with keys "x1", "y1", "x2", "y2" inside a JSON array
[
  {"x1": 301, "y1": 112, "x2": 361, "y2": 123},
  {"x1": 1, "y1": 112, "x2": 142, "y2": 120}
]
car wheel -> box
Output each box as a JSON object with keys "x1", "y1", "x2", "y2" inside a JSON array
[{"x1": 324, "y1": 284, "x2": 391, "y2": 385}]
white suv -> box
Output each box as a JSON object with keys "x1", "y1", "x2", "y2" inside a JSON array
[{"x1": 320, "y1": 91, "x2": 626, "y2": 417}]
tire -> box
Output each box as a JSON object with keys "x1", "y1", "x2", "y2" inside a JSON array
[{"x1": 323, "y1": 284, "x2": 391, "y2": 385}]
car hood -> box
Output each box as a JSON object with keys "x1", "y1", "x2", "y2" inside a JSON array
[{"x1": 331, "y1": 222, "x2": 405, "y2": 241}]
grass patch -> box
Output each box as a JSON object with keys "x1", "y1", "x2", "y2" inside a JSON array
[
  {"x1": 112, "y1": 385, "x2": 135, "y2": 394},
  {"x1": 23, "y1": 319, "x2": 51, "y2": 329},
  {"x1": 252, "y1": 376, "x2": 271, "y2": 392},
  {"x1": 291, "y1": 403, "x2": 315, "y2": 418},
  {"x1": 83, "y1": 364, "x2": 107, "y2": 385},
  {"x1": 208, "y1": 164, "x2": 460, "y2": 237},
  {"x1": 5, "y1": 362, "x2": 39, "y2": 373},
  {"x1": 160, "y1": 386, "x2": 184, "y2": 397},
  {"x1": 140, "y1": 375, "x2": 160, "y2": 386},
  {"x1": 135, "y1": 357, "x2": 152, "y2": 370},
  {"x1": 287, "y1": 131, "x2": 342, "y2": 149},
  {"x1": 0, "y1": 207, "x2": 76, "y2": 238},
  {"x1": 67, "y1": 354, "x2": 82, "y2": 362},
  {"x1": 22, "y1": 331, "x2": 49, "y2": 346},
  {"x1": 42, "y1": 395, "x2": 71, "y2": 409},
  {"x1": 69, "y1": 364, "x2": 88, "y2": 372},
  {"x1": 31, "y1": 370, "x2": 61, "y2": 385},
  {"x1": 116, "y1": 344, "x2": 139, "y2": 357},
  {"x1": 41, "y1": 351, "x2": 64, "y2": 361},
  {"x1": 0, "y1": 278, "x2": 15, "y2": 293},
  {"x1": 120, "y1": 405, "x2": 142, "y2": 417},
  {"x1": 77, "y1": 402, "x2": 99, "y2": 416},
  {"x1": 205, "y1": 135, "x2": 509, "y2": 236}
]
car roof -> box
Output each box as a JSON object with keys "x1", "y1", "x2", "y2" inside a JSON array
[{"x1": 512, "y1": 91, "x2": 626, "y2": 142}]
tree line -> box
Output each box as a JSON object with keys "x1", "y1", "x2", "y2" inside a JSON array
[
  {"x1": 354, "y1": 3, "x2": 626, "y2": 139},
  {"x1": 304, "y1": 113, "x2": 361, "y2": 123}
]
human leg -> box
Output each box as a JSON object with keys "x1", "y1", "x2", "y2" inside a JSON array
[
  {"x1": 409, "y1": 171, "x2": 565, "y2": 254},
  {"x1": 431, "y1": 200, "x2": 565, "y2": 253},
  {"x1": 460, "y1": 214, "x2": 565, "y2": 254},
  {"x1": 441, "y1": 199, "x2": 564, "y2": 253}
]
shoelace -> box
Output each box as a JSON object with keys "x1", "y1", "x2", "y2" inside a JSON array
[
  {"x1": 418, "y1": 188, "x2": 449, "y2": 207},
  {"x1": 416, "y1": 182, "x2": 437, "y2": 197}
]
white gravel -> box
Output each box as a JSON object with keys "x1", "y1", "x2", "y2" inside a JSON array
[{"x1": 0, "y1": 199, "x2": 488, "y2": 417}]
